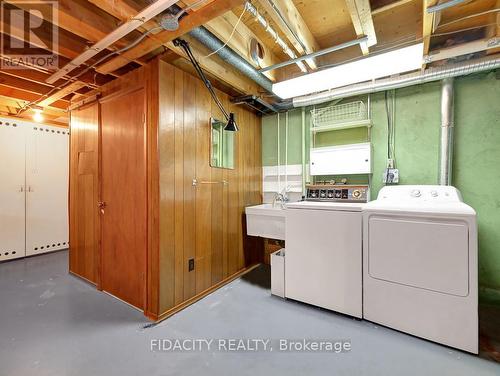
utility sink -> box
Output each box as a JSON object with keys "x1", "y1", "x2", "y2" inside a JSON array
[{"x1": 245, "y1": 204, "x2": 286, "y2": 240}]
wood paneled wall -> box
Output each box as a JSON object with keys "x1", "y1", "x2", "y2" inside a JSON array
[
  {"x1": 154, "y1": 59, "x2": 263, "y2": 317},
  {"x1": 69, "y1": 103, "x2": 99, "y2": 284},
  {"x1": 69, "y1": 59, "x2": 263, "y2": 320}
]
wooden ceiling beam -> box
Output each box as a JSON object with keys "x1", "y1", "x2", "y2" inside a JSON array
[
  {"x1": 256, "y1": 0, "x2": 320, "y2": 70},
  {"x1": 0, "y1": 97, "x2": 64, "y2": 116},
  {"x1": 345, "y1": 0, "x2": 377, "y2": 55},
  {"x1": 12, "y1": 0, "x2": 146, "y2": 67},
  {"x1": 90, "y1": 0, "x2": 259, "y2": 94},
  {"x1": 95, "y1": 0, "x2": 246, "y2": 75},
  {"x1": 0, "y1": 108, "x2": 68, "y2": 127},
  {"x1": 38, "y1": 82, "x2": 87, "y2": 107},
  {"x1": 422, "y1": 0, "x2": 439, "y2": 67},
  {"x1": 0, "y1": 72, "x2": 53, "y2": 94},
  {"x1": 0, "y1": 85, "x2": 68, "y2": 110}
]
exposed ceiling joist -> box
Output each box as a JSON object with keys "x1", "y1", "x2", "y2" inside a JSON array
[
  {"x1": 46, "y1": 0, "x2": 179, "y2": 84},
  {"x1": 95, "y1": 0, "x2": 247, "y2": 75},
  {"x1": 345, "y1": 0, "x2": 377, "y2": 55},
  {"x1": 422, "y1": 0, "x2": 439, "y2": 67},
  {"x1": 256, "y1": 0, "x2": 320, "y2": 70},
  {"x1": 38, "y1": 82, "x2": 87, "y2": 107},
  {"x1": 0, "y1": 72, "x2": 53, "y2": 95},
  {"x1": 0, "y1": 86, "x2": 68, "y2": 111},
  {"x1": 90, "y1": 0, "x2": 259, "y2": 94}
]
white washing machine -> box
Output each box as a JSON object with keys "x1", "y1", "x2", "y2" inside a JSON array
[
  {"x1": 363, "y1": 185, "x2": 478, "y2": 353},
  {"x1": 285, "y1": 185, "x2": 368, "y2": 318}
]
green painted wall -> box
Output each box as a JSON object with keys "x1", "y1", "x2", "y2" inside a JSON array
[{"x1": 262, "y1": 72, "x2": 500, "y2": 302}]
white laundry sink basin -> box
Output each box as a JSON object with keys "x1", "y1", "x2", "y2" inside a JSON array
[{"x1": 245, "y1": 204, "x2": 286, "y2": 240}]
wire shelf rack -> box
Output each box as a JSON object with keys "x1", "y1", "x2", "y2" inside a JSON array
[{"x1": 311, "y1": 101, "x2": 370, "y2": 131}]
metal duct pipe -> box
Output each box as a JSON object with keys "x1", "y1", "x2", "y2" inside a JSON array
[
  {"x1": 292, "y1": 56, "x2": 500, "y2": 107},
  {"x1": 439, "y1": 78, "x2": 454, "y2": 186},
  {"x1": 188, "y1": 26, "x2": 274, "y2": 92}
]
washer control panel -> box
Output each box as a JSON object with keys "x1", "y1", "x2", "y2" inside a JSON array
[{"x1": 306, "y1": 184, "x2": 369, "y2": 202}]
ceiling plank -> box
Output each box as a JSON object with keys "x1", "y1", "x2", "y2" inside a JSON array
[
  {"x1": 204, "y1": 11, "x2": 280, "y2": 81},
  {"x1": 0, "y1": 72, "x2": 53, "y2": 94},
  {"x1": 256, "y1": 0, "x2": 320, "y2": 69},
  {"x1": 345, "y1": 0, "x2": 378, "y2": 55},
  {"x1": 372, "y1": 0, "x2": 417, "y2": 15},
  {"x1": 38, "y1": 82, "x2": 87, "y2": 107},
  {"x1": 95, "y1": 0, "x2": 247, "y2": 75}
]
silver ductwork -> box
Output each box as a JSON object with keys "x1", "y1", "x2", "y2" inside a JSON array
[
  {"x1": 188, "y1": 26, "x2": 274, "y2": 92},
  {"x1": 292, "y1": 56, "x2": 500, "y2": 107},
  {"x1": 439, "y1": 78, "x2": 455, "y2": 186}
]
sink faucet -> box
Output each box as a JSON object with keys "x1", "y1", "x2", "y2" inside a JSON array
[{"x1": 273, "y1": 186, "x2": 290, "y2": 209}]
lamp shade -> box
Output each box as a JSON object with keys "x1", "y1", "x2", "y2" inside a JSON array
[{"x1": 224, "y1": 113, "x2": 238, "y2": 132}]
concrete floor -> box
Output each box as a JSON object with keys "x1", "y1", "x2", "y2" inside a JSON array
[{"x1": 1, "y1": 250, "x2": 499, "y2": 376}]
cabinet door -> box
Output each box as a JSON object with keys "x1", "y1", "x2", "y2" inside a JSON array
[
  {"x1": 25, "y1": 125, "x2": 69, "y2": 256},
  {"x1": 0, "y1": 120, "x2": 26, "y2": 261},
  {"x1": 285, "y1": 208, "x2": 362, "y2": 317}
]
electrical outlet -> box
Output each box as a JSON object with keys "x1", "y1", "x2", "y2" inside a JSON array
[
  {"x1": 188, "y1": 258, "x2": 195, "y2": 272},
  {"x1": 383, "y1": 168, "x2": 399, "y2": 184}
]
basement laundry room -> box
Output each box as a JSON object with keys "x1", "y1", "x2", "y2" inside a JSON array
[{"x1": 0, "y1": 0, "x2": 499, "y2": 375}]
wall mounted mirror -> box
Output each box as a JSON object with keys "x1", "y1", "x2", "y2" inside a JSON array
[{"x1": 210, "y1": 118, "x2": 235, "y2": 169}]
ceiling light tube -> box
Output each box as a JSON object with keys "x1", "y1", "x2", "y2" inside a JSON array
[
  {"x1": 46, "y1": 0, "x2": 179, "y2": 84},
  {"x1": 272, "y1": 43, "x2": 424, "y2": 99}
]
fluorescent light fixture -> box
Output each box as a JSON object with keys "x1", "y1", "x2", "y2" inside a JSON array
[{"x1": 272, "y1": 43, "x2": 424, "y2": 99}]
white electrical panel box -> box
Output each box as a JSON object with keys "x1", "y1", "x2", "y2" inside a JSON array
[{"x1": 310, "y1": 142, "x2": 372, "y2": 176}]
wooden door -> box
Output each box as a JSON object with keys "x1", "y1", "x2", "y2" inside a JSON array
[
  {"x1": 69, "y1": 103, "x2": 99, "y2": 283},
  {"x1": 100, "y1": 88, "x2": 147, "y2": 310}
]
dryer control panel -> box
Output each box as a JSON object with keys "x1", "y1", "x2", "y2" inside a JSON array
[{"x1": 306, "y1": 184, "x2": 369, "y2": 203}]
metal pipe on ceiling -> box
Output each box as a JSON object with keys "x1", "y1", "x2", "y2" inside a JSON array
[
  {"x1": 244, "y1": 2, "x2": 308, "y2": 73},
  {"x1": 259, "y1": 36, "x2": 369, "y2": 73},
  {"x1": 439, "y1": 77, "x2": 455, "y2": 186},
  {"x1": 427, "y1": 0, "x2": 468, "y2": 13},
  {"x1": 292, "y1": 55, "x2": 500, "y2": 107}
]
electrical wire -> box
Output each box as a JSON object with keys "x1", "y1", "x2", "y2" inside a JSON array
[
  {"x1": 435, "y1": 8, "x2": 499, "y2": 30},
  {"x1": 433, "y1": 23, "x2": 498, "y2": 37},
  {"x1": 202, "y1": 5, "x2": 247, "y2": 60}
]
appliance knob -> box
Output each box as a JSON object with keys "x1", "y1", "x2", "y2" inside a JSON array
[
  {"x1": 411, "y1": 189, "x2": 421, "y2": 198},
  {"x1": 352, "y1": 190, "x2": 361, "y2": 198},
  {"x1": 431, "y1": 190, "x2": 438, "y2": 197}
]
